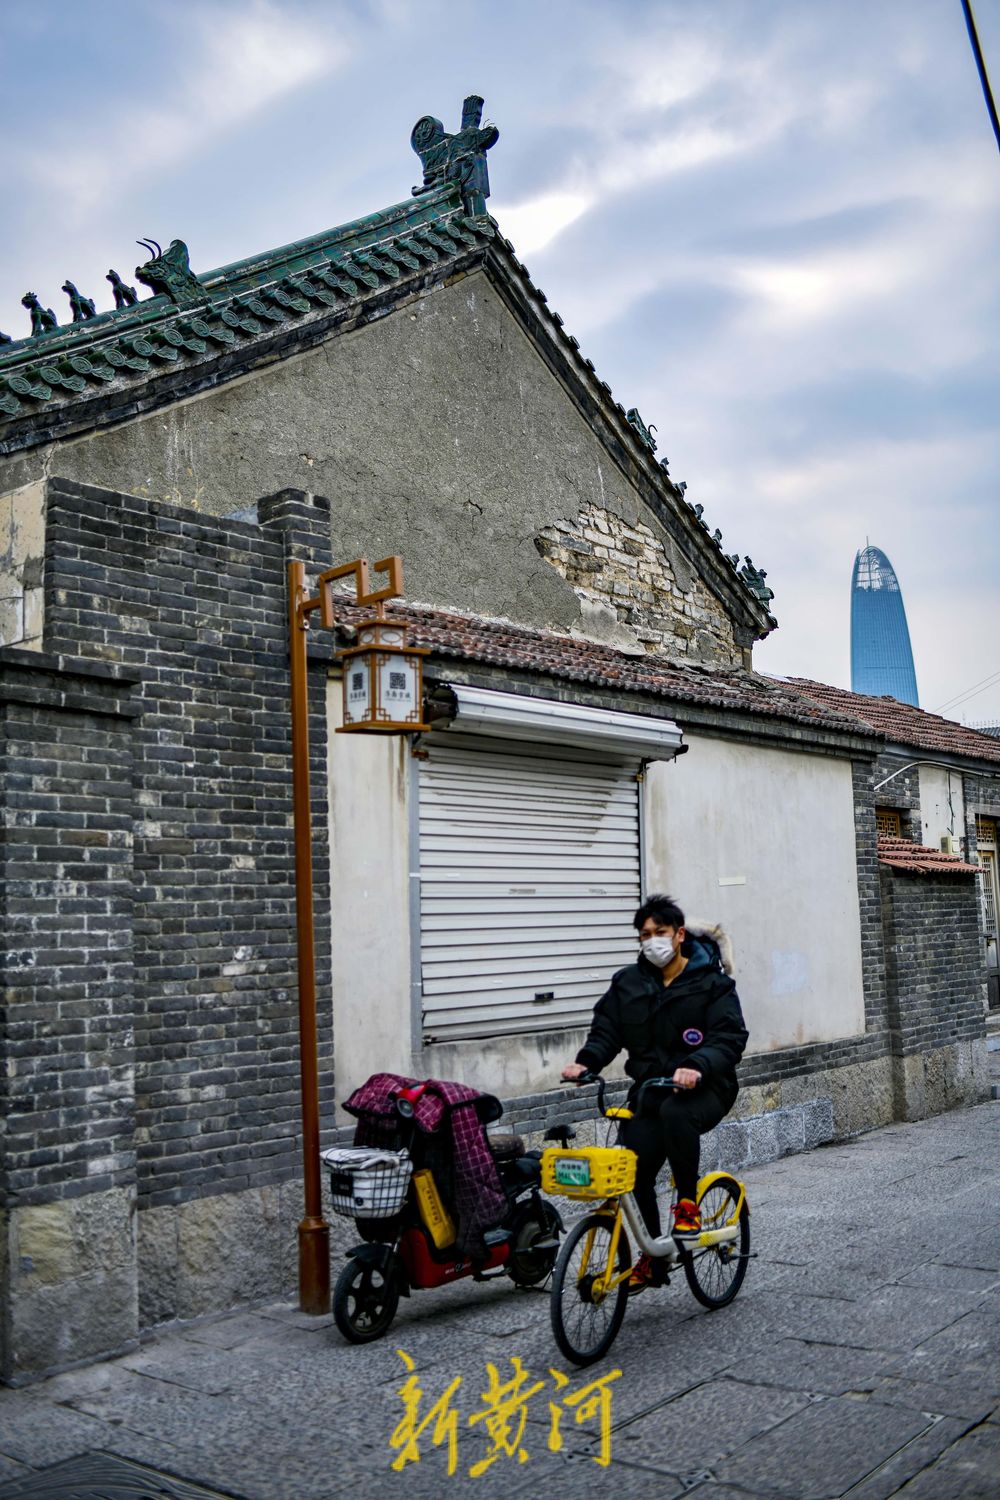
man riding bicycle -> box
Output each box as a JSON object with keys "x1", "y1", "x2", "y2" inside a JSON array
[{"x1": 561, "y1": 893, "x2": 749, "y2": 1293}]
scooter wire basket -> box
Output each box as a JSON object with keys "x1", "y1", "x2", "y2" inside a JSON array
[{"x1": 322, "y1": 1146, "x2": 413, "y2": 1220}]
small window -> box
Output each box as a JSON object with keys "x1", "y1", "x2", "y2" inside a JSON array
[
  {"x1": 976, "y1": 815, "x2": 996, "y2": 848},
  {"x1": 875, "y1": 808, "x2": 902, "y2": 837}
]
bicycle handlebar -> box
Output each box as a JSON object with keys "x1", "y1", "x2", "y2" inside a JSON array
[{"x1": 565, "y1": 1071, "x2": 685, "y2": 1117}]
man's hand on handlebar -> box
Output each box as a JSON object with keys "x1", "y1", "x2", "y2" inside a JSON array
[
  {"x1": 560, "y1": 1063, "x2": 589, "y2": 1082},
  {"x1": 672, "y1": 1068, "x2": 701, "y2": 1089}
]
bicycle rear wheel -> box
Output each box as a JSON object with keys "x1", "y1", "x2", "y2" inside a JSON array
[
  {"x1": 550, "y1": 1211, "x2": 631, "y2": 1366},
  {"x1": 682, "y1": 1174, "x2": 750, "y2": 1310}
]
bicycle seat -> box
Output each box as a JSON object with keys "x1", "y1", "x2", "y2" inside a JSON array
[
  {"x1": 488, "y1": 1133, "x2": 526, "y2": 1162},
  {"x1": 544, "y1": 1122, "x2": 577, "y2": 1148}
]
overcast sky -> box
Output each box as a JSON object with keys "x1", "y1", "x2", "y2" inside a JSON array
[{"x1": 2, "y1": 0, "x2": 998, "y2": 720}]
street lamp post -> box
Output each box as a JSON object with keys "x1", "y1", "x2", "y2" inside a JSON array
[{"x1": 287, "y1": 555, "x2": 429, "y2": 1314}]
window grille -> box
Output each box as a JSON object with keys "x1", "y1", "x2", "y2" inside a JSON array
[
  {"x1": 975, "y1": 815, "x2": 996, "y2": 847},
  {"x1": 981, "y1": 850, "x2": 998, "y2": 938},
  {"x1": 875, "y1": 808, "x2": 902, "y2": 838}
]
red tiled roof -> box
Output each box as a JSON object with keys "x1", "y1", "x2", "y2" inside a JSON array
[
  {"x1": 785, "y1": 678, "x2": 1000, "y2": 766},
  {"x1": 334, "y1": 598, "x2": 878, "y2": 737},
  {"x1": 877, "y1": 835, "x2": 979, "y2": 877}
]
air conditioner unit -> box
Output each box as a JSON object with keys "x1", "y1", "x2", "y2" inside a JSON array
[{"x1": 940, "y1": 834, "x2": 958, "y2": 856}]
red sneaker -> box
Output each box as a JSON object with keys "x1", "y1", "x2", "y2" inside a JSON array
[
  {"x1": 671, "y1": 1198, "x2": 702, "y2": 1237},
  {"x1": 628, "y1": 1253, "x2": 655, "y2": 1294}
]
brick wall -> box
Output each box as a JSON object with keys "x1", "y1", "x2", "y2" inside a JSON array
[
  {"x1": 536, "y1": 504, "x2": 743, "y2": 666},
  {"x1": 880, "y1": 868, "x2": 985, "y2": 1057},
  {"x1": 1, "y1": 654, "x2": 138, "y2": 1208},
  {"x1": 0, "y1": 651, "x2": 141, "y2": 1379},
  {"x1": 39, "y1": 479, "x2": 334, "y2": 1213},
  {"x1": 879, "y1": 863, "x2": 988, "y2": 1117}
]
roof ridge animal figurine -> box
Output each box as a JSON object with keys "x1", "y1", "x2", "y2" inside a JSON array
[
  {"x1": 62, "y1": 281, "x2": 97, "y2": 322},
  {"x1": 21, "y1": 293, "x2": 58, "y2": 337},
  {"x1": 106, "y1": 269, "x2": 138, "y2": 309}
]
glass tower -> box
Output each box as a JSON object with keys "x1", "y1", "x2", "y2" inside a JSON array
[{"x1": 850, "y1": 546, "x2": 919, "y2": 705}]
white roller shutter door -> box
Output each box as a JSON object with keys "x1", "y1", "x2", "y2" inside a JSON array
[{"x1": 418, "y1": 732, "x2": 641, "y2": 1040}]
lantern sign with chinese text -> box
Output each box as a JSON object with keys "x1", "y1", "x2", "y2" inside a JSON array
[{"x1": 324, "y1": 556, "x2": 430, "y2": 734}]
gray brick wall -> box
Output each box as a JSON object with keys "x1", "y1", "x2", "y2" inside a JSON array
[
  {"x1": 880, "y1": 866, "x2": 986, "y2": 1057},
  {"x1": 0, "y1": 653, "x2": 139, "y2": 1207},
  {"x1": 38, "y1": 478, "x2": 334, "y2": 1211}
]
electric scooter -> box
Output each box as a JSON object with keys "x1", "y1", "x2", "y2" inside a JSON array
[{"x1": 325, "y1": 1080, "x2": 563, "y2": 1343}]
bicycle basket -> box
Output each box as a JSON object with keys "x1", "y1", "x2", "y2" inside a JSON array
[
  {"x1": 540, "y1": 1145, "x2": 637, "y2": 1200},
  {"x1": 322, "y1": 1146, "x2": 413, "y2": 1219}
]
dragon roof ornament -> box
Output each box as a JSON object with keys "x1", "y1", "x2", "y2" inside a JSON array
[{"x1": 411, "y1": 95, "x2": 498, "y2": 216}]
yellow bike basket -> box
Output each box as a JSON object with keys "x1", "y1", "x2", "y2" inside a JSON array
[{"x1": 541, "y1": 1146, "x2": 637, "y2": 1200}]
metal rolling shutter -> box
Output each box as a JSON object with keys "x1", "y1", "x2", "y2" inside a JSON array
[{"x1": 418, "y1": 733, "x2": 641, "y2": 1040}]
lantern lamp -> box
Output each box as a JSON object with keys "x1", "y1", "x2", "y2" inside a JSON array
[
  {"x1": 339, "y1": 616, "x2": 429, "y2": 732},
  {"x1": 321, "y1": 555, "x2": 430, "y2": 734}
]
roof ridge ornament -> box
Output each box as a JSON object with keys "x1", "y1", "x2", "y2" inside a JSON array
[
  {"x1": 625, "y1": 407, "x2": 657, "y2": 453},
  {"x1": 62, "y1": 280, "x2": 97, "y2": 322},
  {"x1": 135, "y1": 239, "x2": 204, "y2": 305},
  {"x1": 107, "y1": 269, "x2": 138, "y2": 309},
  {"x1": 21, "y1": 292, "x2": 58, "y2": 337},
  {"x1": 410, "y1": 94, "x2": 499, "y2": 216}
]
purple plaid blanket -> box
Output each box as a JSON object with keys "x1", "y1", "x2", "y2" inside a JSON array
[{"x1": 342, "y1": 1072, "x2": 507, "y2": 1254}]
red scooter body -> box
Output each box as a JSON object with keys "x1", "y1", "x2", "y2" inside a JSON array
[{"x1": 400, "y1": 1224, "x2": 509, "y2": 1289}]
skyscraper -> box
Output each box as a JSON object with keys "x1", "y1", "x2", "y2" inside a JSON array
[{"x1": 850, "y1": 545, "x2": 919, "y2": 705}]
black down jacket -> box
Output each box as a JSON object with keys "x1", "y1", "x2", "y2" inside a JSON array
[{"x1": 575, "y1": 926, "x2": 749, "y2": 1110}]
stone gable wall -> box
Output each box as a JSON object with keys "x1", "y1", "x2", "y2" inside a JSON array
[{"x1": 536, "y1": 503, "x2": 743, "y2": 666}]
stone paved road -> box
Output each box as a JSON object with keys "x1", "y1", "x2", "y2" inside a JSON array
[{"x1": 1, "y1": 1099, "x2": 997, "y2": 1500}]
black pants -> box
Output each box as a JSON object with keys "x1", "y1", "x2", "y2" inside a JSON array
[{"x1": 620, "y1": 1087, "x2": 729, "y2": 1237}]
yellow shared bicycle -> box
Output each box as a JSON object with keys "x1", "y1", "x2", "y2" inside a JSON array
[{"x1": 542, "y1": 1072, "x2": 751, "y2": 1365}]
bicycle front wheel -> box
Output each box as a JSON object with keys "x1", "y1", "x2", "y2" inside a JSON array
[
  {"x1": 682, "y1": 1174, "x2": 750, "y2": 1310},
  {"x1": 550, "y1": 1211, "x2": 631, "y2": 1366}
]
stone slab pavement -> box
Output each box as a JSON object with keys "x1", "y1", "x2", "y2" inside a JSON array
[{"x1": 0, "y1": 1098, "x2": 997, "y2": 1500}]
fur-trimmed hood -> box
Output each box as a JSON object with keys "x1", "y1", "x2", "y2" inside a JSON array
[{"x1": 684, "y1": 920, "x2": 736, "y2": 978}]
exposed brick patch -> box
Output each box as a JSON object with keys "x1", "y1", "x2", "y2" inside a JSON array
[{"x1": 536, "y1": 504, "x2": 743, "y2": 666}]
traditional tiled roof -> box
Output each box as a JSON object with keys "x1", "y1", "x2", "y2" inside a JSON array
[
  {"x1": 335, "y1": 597, "x2": 875, "y2": 739},
  {"x1": 0, "y1": 186, "x2": 491, "y2": 427},
  {"x1": 785, "y1": 678, "x2": 1000, "y2": 767},
  {"x1": 1, "y1": 128, "x2": 776, "y2": 636},
  {"x1": 877, "y1": 834, "x2": 979, "y2": 877}
]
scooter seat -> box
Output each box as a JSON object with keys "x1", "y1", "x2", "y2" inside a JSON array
[{"x1": 488, "y1": 1133, "x2": 526, "y2": 1161}]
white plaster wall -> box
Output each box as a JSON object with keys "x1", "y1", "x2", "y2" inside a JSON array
[
  {"x1": 918, "y1": 765, "x2": 965, "y2": 850},
  {"x1": 0, "y1": 480, "x2": 46, "y2": 649},
  {"x1": 418, "y1": 1026, "x2": 590, "y2": 1097},
  {"x1": 644, "y1": 734, "x2": 866, "y2": 1051},
  {"x1": 327, "y1": 680, "x2": 414, "y2": 1097}
]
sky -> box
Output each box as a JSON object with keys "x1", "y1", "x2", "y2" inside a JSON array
[{"x1": 2, "y1": 0, "x2": 998, "y2": 721}]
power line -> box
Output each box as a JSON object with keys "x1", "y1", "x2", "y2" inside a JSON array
[
  {"x1": 962, "y1": 0, "x2": 1000, "y2": 154},
  {"x1": 936, "y1": 665, "x2": 1000, "y2": 714}
]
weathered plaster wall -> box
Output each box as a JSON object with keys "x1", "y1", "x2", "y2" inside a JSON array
[
  {"x1": 918, "y1": 764, "x2": 966, "y2": 850},
  {"x1": 326, "y1": 678, "x2": 414, "y2": 1096},
  {"x1": 644, "y1": 734, "x2": 867, "y2": 1050},
  {"x1": 536, "y1": 504, "x2": 742, "y2": 665},
  {"x1": 0, "y1": 480, "x2": 45, "y2": 649},
  {"x1": 0, "y1": 275, "x2": 737, "y2": 649}
]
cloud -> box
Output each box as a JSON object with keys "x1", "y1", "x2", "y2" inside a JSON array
[
  {"x1": 21, "y1": 3, "x2": 350, "y2": 215},
  {"x1": 491, "y1": 191, "x2": 593, "y2": 254}
]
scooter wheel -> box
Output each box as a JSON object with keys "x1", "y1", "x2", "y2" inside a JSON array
[
  {"x1": 333, "y1": 1256, "x2": 400, "y2": 1343},
  {"x1": 508, "y1": 1202, "x2": 561, "y2": 1287}
]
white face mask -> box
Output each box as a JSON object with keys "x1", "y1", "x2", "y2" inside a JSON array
[{"x1": 640, "y1": 935, "x2": 675, "y2": 968}]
